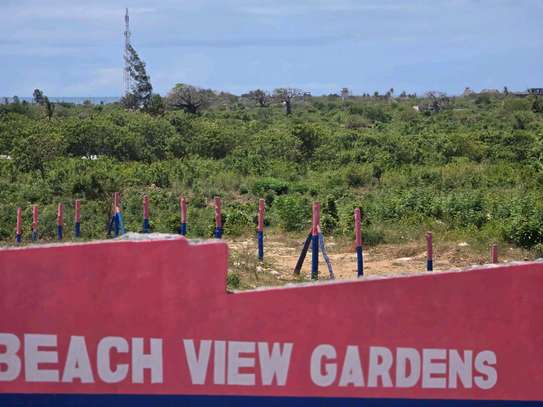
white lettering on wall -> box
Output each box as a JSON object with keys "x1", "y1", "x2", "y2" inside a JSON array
[
  {"x1": 97, "y1": 337, "x2": 129, "y2": 383},
  {"x1": 24, "y1": 334, "x2": 59, "y2": 382},
  {"x1": 0, "y1": 333, "x2": 21, "y2": 381},
  {"x1": 62, "y1": 336, "x2": 94, "y2": 383},
  {"x1": 310, "y1": 344, "x2": 336, "y2": 387},
  {"x1": 258, "y1": 342, "x2": 293, "y2": 386},
  {"x1": 396, "y1": 348, "x2": 420, "y2": 388},
  {"x1": 422, "y1": 349, "x2": 447, "y2": 389},
  {"x1": 132, "y1": 338, "x2": 163, "y2": 384},
  {"x1": 368, "y1": 346, "x2": 393, "y2": 387},
  {"x1": 474, "y1": 351, "x2": 497, "y2": 390},
  {"x1": 227, "y1": 341, "x2": 255, "y2": 386}
]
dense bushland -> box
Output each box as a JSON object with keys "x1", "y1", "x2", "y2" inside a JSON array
[{"x1": 1, "y1": 92, "x2": 543, "y2": 252}]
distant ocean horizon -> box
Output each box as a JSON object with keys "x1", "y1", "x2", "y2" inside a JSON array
[{"x1": 1, "y1": 96, "x2": 121, "y2": 105}]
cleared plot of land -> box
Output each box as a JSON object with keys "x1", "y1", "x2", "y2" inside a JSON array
[{"x1": 227, "y1": 234, "x2": 532, "y2": 289}]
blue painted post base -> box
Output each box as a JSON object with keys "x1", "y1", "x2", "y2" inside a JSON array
[
  {"x1": 214, "y1": 227, "x2": 223, "y2": 239},
  {"x1": 118, "y1": 213, "x2": 126, "y2": 236},
  {"x1": 181, "y1": 223, "x2": 187, "y2": 236},
  {"x1": 74, "y1": 222, "x2": 81, "y2": 238},
  {"x1": 427, "y1": 259, "x2": 433, "y2": 272},
  {"x1": 311, "y1": 234, "x2": 319, "y2": 280},
  {"x1": 143, "y1": 218, "x2": 150, "y2": 233},
  {"x1": 293, "y1": 233, "x2": 312, "y2": 275},
  {"x1": 356, "y1": 245, "x2": 364, "y2": 277},
  {"x1": 31, "y1": 230, "x2": 38, "y2": 242},
  {"x1": 114, "y1": 214, "x2": 120, "y2": 237},
  {"x1": 15, "y1": 234, "x2": 21, "y2": 244},
  {"x1": 57, "y1": 225, "x2": 63, "y2": 241},
  {"x1": 257, "y1": 230, "x2": 264, "y2": 261}
]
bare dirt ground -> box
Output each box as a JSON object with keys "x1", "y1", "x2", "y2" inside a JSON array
[{"x1": 227, "y1": 234, "x2": 533, "y2": 289}]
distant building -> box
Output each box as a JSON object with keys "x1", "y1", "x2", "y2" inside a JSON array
[
  {"x1": 480, "y1": 89, "x2": 500, "y2": 95},
  {"x1": 463, "y1": 87, "x2": 475, "y2": 97},
  {"x1": 511, "y1": 88, "x2": 543, "y2": 98}
]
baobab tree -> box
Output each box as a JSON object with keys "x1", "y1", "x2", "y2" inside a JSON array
[
  {"x1": 166, "y1": 83, "x2": 213, "y2": 114},
  {"x1": 244, "y1": 89, "x2": 270, "y2": 107},
  {"x1": 273, "y1": 88, "x2": 302, "y2": 115}
]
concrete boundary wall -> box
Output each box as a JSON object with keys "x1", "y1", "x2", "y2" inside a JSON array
[{"x1": 1, "y1": 237, "x2": 542, "y2": 405}]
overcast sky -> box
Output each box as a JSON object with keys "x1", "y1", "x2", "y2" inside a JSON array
[{"x1": 0, "y1": 0, "x2": 542, "y2": 97}]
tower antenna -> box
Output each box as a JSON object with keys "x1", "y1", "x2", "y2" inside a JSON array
[{"x1": 123, "y1": 8, "x2": 131, "y2": 96}]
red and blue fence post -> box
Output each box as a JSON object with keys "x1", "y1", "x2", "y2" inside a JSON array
[
  {"x1": 354, "y1": 207, "x2": 364, "y2": 277},
  {"x1": 214, "y1": 196, "x2": 223, "y2": 239},
  {"x1": 57, "y1": 203, "x2": 63, "y2": 240},
  {"x1": 311, "y1": 202, "x2": 320, "y2": 280},
  {"x1": 491, "y1": 244, "x2": 498, "y2": 264},
  {"x1": 113, "y1": 192, "x2": 121, "y2": 237},
  {"x1": 257, "y1": 198, "x2": 265, "y2": 261},
  {"x1": 31, "y1": 205, "x2": 39, "y2": 242},
  {"x1": 15, "y1": 207, "x2": 22, "y2": 244},
  {"x1": 426, "y1": 231, "x2": 433, "y2": 272},
  {"x1": 180, "y1": 196, "x2": 187, "y2": 236},
  {"x1": 74, "y1": 199, "x2": 81, "y2": 238},
  {"x1": 143, "y1": 195, "x2": 150, "y2": 233}
]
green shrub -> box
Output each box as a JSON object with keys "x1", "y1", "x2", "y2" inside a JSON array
[
  {"x1": 273, "y1": 194, "x2": 311, "y2": 232},
  {"x1": 224, "y1": 208, "x2": 252, "y2": 237},
  {"x1": 227, "y1": 272, "x2": 241, "y2": 289},
  {"x1": 343, "y1": 164, "x2": 373, "y2": 188},
  {"x1": 251, "y1": 177, "x2": 289, "y2": 196}
]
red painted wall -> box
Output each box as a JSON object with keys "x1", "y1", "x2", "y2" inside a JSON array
[{"x1": 0, "y1": 238, "x2": 542, "y2": 401}]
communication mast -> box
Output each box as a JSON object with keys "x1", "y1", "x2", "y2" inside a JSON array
[{"x1": 123, "y1": 8, "x2": 131, "y2": 96}]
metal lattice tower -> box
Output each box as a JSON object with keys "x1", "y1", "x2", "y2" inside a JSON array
[{"x1": 123, "y1": 8, "x2": 131, "y2": 96}]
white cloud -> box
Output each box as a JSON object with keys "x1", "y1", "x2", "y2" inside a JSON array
[
  {"x1": 239, "y1": 0, "x2": 415, "y2": 16},
  {"x1": 21, "y1": 6, "x2": 153, "y2": 20}
]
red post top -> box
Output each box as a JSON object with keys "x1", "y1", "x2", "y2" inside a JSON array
[
  {"x1": 74, "y1": 199, "x2": 81, "y2": 223},
  {"x1": 354, "y1": 208, "x2": 362, "y2": 247},
  {"x1": 16, "y1": 207, "x2": 22, "y2": 235},
  {"x1": 491, "y1": 244, "x2": 498, "y2": 264},
  {"x1": 312, "y1": 202, "x2": 320, "y2": 236},
  {"x1": 113, "y1": 192, "x2": 121, "y2": 211},
  {"x1": 214, "y1": 196, "x2": 222, "y2": 228},
  {"x1": 32, "y1": 205, "x2": 39, "y2": 230},
  {"x1": 143, "y1": 195, "x2": 150, "y2": 219},
  {"x1": 258, "y1": 199, "x2": 265, "y2": 232},
  {"x1": 180, "y1": 196, "x2": 187, "y2": 223},
  {"x1": 57, "y1": 203, "x2": 64, "y2": 226},
  {"x1": 427, "y1": 231, "x2": 433, "y2": 259}
]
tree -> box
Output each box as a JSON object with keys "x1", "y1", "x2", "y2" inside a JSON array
[
  {"x1": 122, "y1": 44, "x2": 153, "y2": 109},
  {"x1": 245, "y1": 89, "x2": 270, "y2": 107},
  {"x1": 386, "y1": 88, "x2": 394, "y2": 100},
  {"x1": 33, "y1": 89, "x2": 45, "y2": 105},
  {"x1": 273, "y1": 88, "x2": 302, "y2": 115},
  {"x1": 533, "y1": 97, "x2": 543, "y2": 114},
  {"x1": 146, "y1": 94, "x2": 165, "y2": 116},
  {"x1": 120, "y1": 93, "x2": 139, "y2": 110},
  {"x1": 422, "y1": 91, "x2": 451, "y2": 113},
  {"x1": 292, "y1": 123, "x2": 323, "y2": 160},
  {"x1": 44, "y1": 97, "x2": 55, "y2": 120},
  {"x1": 12, "y1": 122, "x2": 64, "y2": 175},
  {"x1": 32, "y1": 89, "x2": 54, "y2": 119},
  {"x1": 166, "y1": 83, "x2": 212, "y2": 114}
]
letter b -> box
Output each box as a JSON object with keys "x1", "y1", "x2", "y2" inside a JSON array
[{"x1": 0, "y1": 333, "x2": 21, "y2": 382}]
